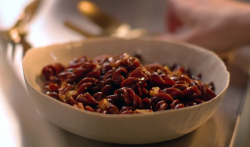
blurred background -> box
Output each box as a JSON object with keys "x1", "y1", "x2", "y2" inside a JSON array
[
  {"x1": 0, "y1": 0, "x2": 166, "y2": 47},
  {"x1": 1, "y1": 0, "x2": 250, "y2": 147}
]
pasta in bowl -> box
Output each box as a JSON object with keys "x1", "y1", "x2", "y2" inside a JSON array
[
  {"x1": 41, "y1": 53, "x2": 217, "y2": 114},
  {"x1": 23, "y1": 38, "x2": 229, "y2": 144}
]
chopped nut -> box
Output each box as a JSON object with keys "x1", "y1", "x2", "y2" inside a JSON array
[
  {"x1": 60, "y1": 82, "x2": 67, "y2": 89},
  {"x1": 149, "y1": 87, "x2": 160, "y2": 97},
  {"x1": 163, "y1": 66, "x2": 173, "y2": 76},
  {"x1": 98, "y1": 99, "x2": 110, "y2": 110},
  {"x1": 59, "y1": 94, "x2": 66, "y2": 102},
  {"x1": 95, "y1": 64, "x2": 101, "y2": 70},
  {"x1": 134, "y1": 109, "x2": 153, "y2": 114},
  {"x1": 66, "y1": 90, "x2": 77, "y2": 99}
]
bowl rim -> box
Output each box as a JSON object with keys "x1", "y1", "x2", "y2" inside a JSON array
[{"x1": 23, "y1": 37, "x2": 230, "y2": 118}]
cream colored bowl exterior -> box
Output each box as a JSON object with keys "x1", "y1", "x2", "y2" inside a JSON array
[{"x1": 23, "y1": 38, "x2": 230, "y2": 144}]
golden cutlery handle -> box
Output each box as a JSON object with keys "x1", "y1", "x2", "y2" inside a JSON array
[
  {"x1": 77, "y1": 1, "x2": 124, "y2": 35},
  {"x1": 18, "y1": 34, "x2": 31, "y2": 56},
  {"x1": 64, "y1": 21, "x2": 96, "y2": 38},
  {"x1": 21, "y1": 38, "x2": 31, "y2": 55},
  {"x1": 13, "y1": 0, "x2": 41, "y2": 33}
]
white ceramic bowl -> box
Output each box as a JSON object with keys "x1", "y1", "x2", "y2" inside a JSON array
[{"x1": 23, "y1": 38, "x2": 230, "y2": 144}]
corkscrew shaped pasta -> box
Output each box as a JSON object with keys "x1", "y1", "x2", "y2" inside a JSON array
[{"x1": 41, "y1": 53, "x2": 216, "y2": 114}]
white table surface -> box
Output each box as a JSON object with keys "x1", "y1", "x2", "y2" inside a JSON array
[{"x1": 1, "y1": 0, "x2": 250, "y2": 147}]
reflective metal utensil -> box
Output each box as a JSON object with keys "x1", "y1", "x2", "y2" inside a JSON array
[
  {"x1": 0, "y1": 0, "x2": 41, "y2": 59},
  {"x1": 64, "y1": 21, "x2": 96, "y2": 38},
  {"x1": 77, "y1": 1, "x2": 131, "y2": 36},
  {"x1": 64, "y1": 20, "x2": 155, "y2": 39},
  {"x1": 70, "y1": 1, "x2": 156, "y2": 39}
]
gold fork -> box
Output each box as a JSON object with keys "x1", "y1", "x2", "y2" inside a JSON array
[{"x1": 0, "y1": 0, "x2": 41, "y2": 58}]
